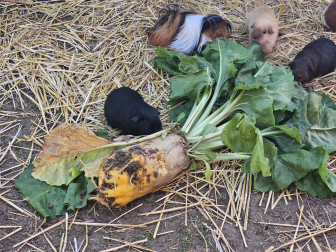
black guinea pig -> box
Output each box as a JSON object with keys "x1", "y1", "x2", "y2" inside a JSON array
[
  {"x1": 104, "y1": 87, "x2": 162, "y2": 136},
  {"x1": 289, "y1": 37, "x2": 336, "y2": 84}
]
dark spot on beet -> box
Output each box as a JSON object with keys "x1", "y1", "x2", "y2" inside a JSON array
[{"x1": 125, "y1": 161, "x2": 142, "y2": 174}]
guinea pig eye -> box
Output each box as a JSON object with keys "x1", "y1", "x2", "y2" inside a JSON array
[{"x1": 263, "y1": 30, "x2": 266, "y2": 34}]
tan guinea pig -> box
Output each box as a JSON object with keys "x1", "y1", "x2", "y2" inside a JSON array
[{"x1": 246, "y1": 6, "x2": 278, "y2": 56}]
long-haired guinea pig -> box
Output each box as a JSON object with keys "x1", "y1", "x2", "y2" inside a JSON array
[
  {"x1": 147, "y1": 5, "x2": 231, "y2": 54},
  {"x1": 104, "y1": 87, "x2": 162, "y2": 136},
  {"x1": 246, "y1": 6, "x2": 278, "y2": 56},
  {"x1": 289, "y1": 37, "x2": 336, "y2": 84},
  {"x1": 323, "y1": 1, "x2": 336, "y2": 32}
]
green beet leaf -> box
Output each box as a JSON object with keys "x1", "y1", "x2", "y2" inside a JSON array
[
  {"x1": 241, "y1": 136, "x2": 277, "y2": 177},
  {"x1": 63, "y1": 175, "x2": 95, "y2": 211},
  {"x1": 200, "y1": 148, "x2": 217, "y2": 162},
  {"x1": 272, "y1": 146, "x2": 326, "y2": 190},
  {"x1": 221, "y1": 113, "x2": 257, "y2": 152},
  {"x1": 231, "y1": 87, "x2": 275, "y2": 129},
  {"x1": 152, "y1": 47, "x2": 186, "y2": 75},
  {"x1": 250, "y1": 129, "x2": 271, "y2": 177},
  {"x1": 94, "y1": 127, "x2": 109, "y2": 140},
  {"x1": 285, "y1": 92, "x2": 336, "y2": 154},
  {"x1": 261, "y1": 125, "x2": 303, "y2": 155},
  {"x1": 285, "y1": 83, "x2": 309, "y2": 112},
  {"x1": 156, "y1": 46, "x2": 186, "y2": 60},
  {"x1": 152, "y1": 57, "x2": 183, "y2": 76},
  {"x1": 304, "y1": 104, "x2": 336, "y2": 154},
  {"x1": 179, "y1": 57, "x2": 200, "y2": 74},
  {"x1": 202, "y1": 39, "x2": 252, "y2": 85},
  {"x1": 195, "y1": 56, "x2": 216, "y2": 76},
  {"x1": 15, "y1": 164, "x2": 68, "y2": 219},
  {"x1": 16, "y1": 164, "x2": 96, "y2": 219},
  {"x1": 253, "y1": 172, "x2": 279, "y2": 192},
  {"x1": 235, "y1": 57, "x2": 295, "y2": 112},
  {"x1": 263, "y1": 67, "x2": 295, "y2": 111},
  {"x1": 168, "y1": 100, "x2": 194, "y2": 126},
  {"x1": 167, "y1": 68, "x2": 214, "y2": 106},
  {"x1": 296, "y1": 148, "x2": 336, "y2": 197},
  {"x1": 317, "y1": 147, "x2": 336, "y2": 192},
  {"x1": 167, "y1": 68, "x2": 214, "y2": 127},
  {"x1": 296, "y1": 171, "x2": 336, "y2": 198}
]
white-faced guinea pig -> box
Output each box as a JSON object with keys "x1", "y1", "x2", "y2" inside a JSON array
[
  {"x1": 104, "y1": 87, "x2": 162, "y2": 136},
  {"x1": 246, "y1": 6, "x2": 278, "y2": 56},
  {"x1": 289, "y1": 37, "x2": 336, "y2": 84},
  {"x1": 323, "y1": 1, "x2": 336, "y2": 32},
  {"x1": 147, "y1": 5, "x2": 231, "y2": 54}
]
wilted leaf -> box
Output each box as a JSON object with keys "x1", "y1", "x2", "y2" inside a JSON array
[{"x1": 32, "y1": 124, "x2": 114, "y2": 186}]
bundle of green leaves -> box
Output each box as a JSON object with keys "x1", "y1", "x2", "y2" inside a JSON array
[{"x1": 152, "y1": 39, "x2": 336, "y2": 198}]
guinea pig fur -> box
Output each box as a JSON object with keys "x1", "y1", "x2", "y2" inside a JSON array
[
  {"x1": 323, "y1": 1, "x2": 336, "y2": 32},
  {"x1": 104, "y1": 87, "x2": 162, "y2": 136},
  {"x1": 246, "y1": 6, "x2": 278, "y2": 56},
  {"x1": 289, "y1": 37, "x2": 336, "y2": 84},
  {"x1": 147, "y1": 5, "x2": 231, "y2": 54}
]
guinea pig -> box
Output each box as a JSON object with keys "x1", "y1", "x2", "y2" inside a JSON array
[
  {"x1": 289, "y1": 37, "x2": 336, "y2": 84},
  {"x1": 323, "y1": 1, "x2": 336, "y2": 32},
  {"x1": 246, "y1": 6, "x2": 278, "y2": 56},
  {"x1": 104, "y1": 87, "x2": 162, "y2": 136},
  {"x1": 147, "y1": 5, "x2": 231, "y2": 54}
]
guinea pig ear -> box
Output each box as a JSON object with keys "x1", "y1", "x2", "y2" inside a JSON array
[
  {"x1": 156, "y1": 109, "x2": 160, "y2": 115},
  {"x1": 268, "y1": 28, "x2": 274, "y2": 34},
  {"x1": 131, "y1": 115, "x2": 140, "y2": 122},
  {"x1": 250, "y1": 24, "x2": 254, "y2": 29}
]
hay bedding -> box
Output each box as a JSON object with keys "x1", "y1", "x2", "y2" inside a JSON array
[{"x1": 1, "y1": 0, "x2": 336, "y2": 251}]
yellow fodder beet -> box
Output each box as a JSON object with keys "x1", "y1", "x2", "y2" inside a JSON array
[{"x1": 97, "y1": 132, "x2": 190, "y2": 208}]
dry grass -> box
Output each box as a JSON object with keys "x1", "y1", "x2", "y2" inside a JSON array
[{"x1": 1, "y1": 0, "x2": 336, "y2": 251}]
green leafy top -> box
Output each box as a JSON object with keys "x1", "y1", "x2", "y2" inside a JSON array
[{"x1": 153, "y1": 39, "x2": 336, "y2": 198}]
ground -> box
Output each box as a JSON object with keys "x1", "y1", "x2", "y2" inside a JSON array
[{"x1": 1, "y1": 0, "x2": 336, "y2": 251}]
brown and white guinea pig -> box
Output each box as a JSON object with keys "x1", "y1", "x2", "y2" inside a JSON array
[
  {"x1": 246, "y1": 6, "x2": 278, "y2": 56},
  {"x1": 147, "y1": 5, "x2": 231, "y2": 54},
  {"x1": 104, "y1": 87, "x2": 162, "y2": 136},
  {"x1": 323, "y1": 1, "x2": 336, "y2": 32},
  {"x1": 289, "y1": 37, "x2": 336, "y2": 84}
]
